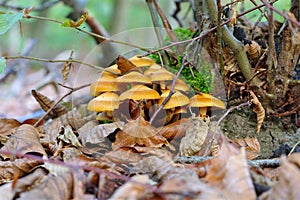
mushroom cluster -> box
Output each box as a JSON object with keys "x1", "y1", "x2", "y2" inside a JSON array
[{"x1": 87, "y1": 55, "x2": 225, "y2": 127}]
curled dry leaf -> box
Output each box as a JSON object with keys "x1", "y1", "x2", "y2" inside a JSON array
[
  {"x1": 39, "y1": 105, "x2": 96, "y2": 143},
  {"x1": 0, "y1": 118, "x2": 21, "y2": 137},
  {"x1": 0, "y1": 168, "x2": 47, "y2": 200},
  {"x1": 31, "y1": 90, "x2": 67, "y2": 119},
  {"x1": 61, "y1": 61, "x2": 73, "y2": 85},
  {"x1": 250, "y1": 90, "x2": 265, "y2": 133},
  {"x1": 205, "y1": 142, "x2": 256, "y2": 199},
  {"x1": 18, "y1": 171, "x2": 73, "y2": 200},
  {"x1": 57, "y1": 125, "x2": 82, "y2": 147},
  {"x1": 260, "y1": 153, "x2": 300, "y2": 200},
  {"x1": 0, "y1": 124, "x2": 46, "y2": 160},
  {"x1": 233, "y1": 137, "x2": 261, "y2": 160},
  {"x1": 158, "y1": 118, "x2": 191, "y2": 140},
  {"x1": 116, "y1": 55, "x2": 137, "y2": 75},
  {"x1": 0, "y1": 158, "x2": 42, "y2": 184},
  {"x1": 78, "y1": 121, "x2": 124, "y2": 146},
  {"x1": 112, "y1": 117, "x2": 169, "y2": 150},
  {"x1": 180, "y1": 117, "x2": 208, "y2": 156},
  {"x1": 109, "y1": 175, "x2": 153, "y2": 200}
]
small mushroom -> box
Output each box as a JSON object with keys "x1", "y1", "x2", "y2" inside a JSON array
[
  {"x1": 87, "y1": 92, "x2": 120, "y2": 113},
  {"x1": 144, "y1": 64, "x2": 162, "y2": 76},
  {"x1": 129, "y1": 55, "x2": 156, "y2": 67},
  {"x1": 90, "y1": 75, "x2": 123, "y2": 96},
  {"x1": 116, "y1": 71, "x2": 151, "y2": 86},
  {"x1": 158, "y1": 90, "x2": 190, "y2": 109},
  {"x1": 119, "y1": 85, "x2": 160, "y2": 101},
  {"x1": 161, "y1": 78, "x2": 190, "y2": 93},
  {"x1": 149, "y1": 68, "x2": 174, "y2": 83},
  {"x1": 189, "y1": 93, "x2": 225, "y2": 117},
  {"x1": 102, "y1": 64, "x2": 121, "y2": 77}
]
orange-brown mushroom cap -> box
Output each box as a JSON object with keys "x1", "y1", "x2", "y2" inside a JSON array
[
  {"x1": 90, "y1": 75, "x2": 123, "y2": 96},
  {"x1": 116, "y1": 71, "x2": 151, "y2": 84},
  {"x1": 189, "y1": 93, "x2": 225, "y2": 109},
  {"x1": 129, "y1": 55, "x2": 156, "y2": 67},
  {"x1": 158, "y1": 90, "x2": 190, "y2": 109},
  {"x1": 149, "y1": 68, "x2": 174, "y2": 82},
  {"x1": 119, "y1": 85, "x2": 160, "y2": 100},
  {"x1": 87, "y1": 92, "x2": 120, "y2": 112}
]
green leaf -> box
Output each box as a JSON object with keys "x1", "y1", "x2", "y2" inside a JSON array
[
  {"x1": 61, "y1": 20, "x2": 71, "y2": 27},
  {"x1": 0, "y1": 57, "x2": 6, "y2": 74},
  {"x1": 0, "y1": 12, "x2": 23, "y2": 35}
]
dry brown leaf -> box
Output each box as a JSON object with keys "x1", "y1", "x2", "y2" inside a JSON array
[
  {"x1": 250, "y1": 90, "x2": 265, "y2": 133},
  {"x1": 260, "y1": 153, "x2": 300, "y2": 200},
  {"x1": 180, "y1": 117, "x2": 208, "y2": 156},
  {"x1": 205, "y1": 142, "x2": 256, "y2": 199},
  {"x1": 0, "y1": 167, "x2": 47, "y2": 199},
  {"x1": 61, "y1": 61, "x2": 73, "y2": 85},
  {"x1": 0, "y1": 124, "x2": 46, "y2": 160},
  {"x1": 0, "y1": 118, "x2": 21, "y2": 137},
  {"x1": 116, "y1": 55, "x2": 137, "y2": 75},
  {"x1": 109, "y1": 175, "x2": 153, "y2": 200},
  {"x1": 39, "y1": 104, "x2": 96, "y2": 143},
  {"x1": 0, "y1": 158, "x2": 42, "y2": 184},
  {"x1": 78, "y1": 121, "x2": 124, "y2": 147},
  {"x1": 18, "y1": 171, "x2": 73, "y2": 200},
  {"x1": 158, "y1": 118, "x2": 191, "y2": 140},
  {"x1": 112, "y1": 117, "x2": 169, "y2": 150},
  {"x1": 31, "y1": 90, "x2": 67, "y2": 119},
  {"x1": 229, "y1": 4, "x2": 237, "y2": 27},
  {"x1": 233, "y1": 138, "x2": 261, "y2": 160}
]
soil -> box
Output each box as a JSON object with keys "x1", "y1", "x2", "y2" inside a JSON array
[{"x1": 221, "y1": 107, "x2": 300, "y2": 159}]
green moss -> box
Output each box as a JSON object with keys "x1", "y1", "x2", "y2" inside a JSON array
[{"x1": 150, "y1": 27, "x2": 213, "y2": 93}]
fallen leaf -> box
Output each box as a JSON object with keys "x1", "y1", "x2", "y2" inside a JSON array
[
  {"x1": 250, "y1": 90, "x2": 265, "y2": 133},
  {"x1": 112, "y1": 117, "x2": 169, "y2": 150},
  {"x1": 0, "y1": 158, "x2": 41, "y2": 184},
  {"x1": 109, "y1": 175, "x2": 153, "y2": 200},
  {"x1": 158, "y1": 118, "x2": 191, "y2": 140},
  {"x1": 116, "y1": 55, "x2": 137, "y2": 75},
  {"x1": 180, "y1": 117, "x2": 208, "y2": 156},
  {"x1": 78, "y1": 121, "x2": 124, "y2": 147},
  {"x1": 0, "y1": 124, "x2": 46, "y2": 160},
  {"x1": 233, "y1": 137, "x2": 260, "y2": 160},
  {"x1": 0, "y1": 118, "x2": 21, "y2": 136},
  {"x1": 31, "y1": 90, "x2": 67, "y2": 119},
  {"x1": 260, "y1": 153, "x2": 300, "y2": 200}
]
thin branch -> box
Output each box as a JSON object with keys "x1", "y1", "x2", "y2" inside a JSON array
[
  {"x1": 217, "y1": 101, "x2": 252, "y2": 127},
  {"x1": 4, "y1": 55, "x2": 104, "y2": 70},
  {"x1": 24, "y1": 15, "x2": 150, "y2": 52},
  {"x1": 0, "y1": 0, "x2": 60, "y2": 11},
  {"x1": 33, "y1": 83, "x2": 90, "y2": 127}
]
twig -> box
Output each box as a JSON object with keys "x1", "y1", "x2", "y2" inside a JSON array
[
  {"x1": 217, "y1": 101, "x2": 252, "y2": 127},
  {"x1": 33, "y1": 83, "x2": 90, "y2": 127},
  {"x1": 0, "y1": 0, "x2": 59, "y2": 11},
  {"x1": 261, "y1": 0, "x2": 300, "y2": 27},
  {"x1": 149, "y1": 55, "x2": 188, "y2": 125},
  {"x1": 24, "y1": 15, "x2": 150, "y2": 52},
  {"x1": 174, "y1": 156, "x2": 281, "y2": 168},
  {"x1": 4, "y1": 55, "x2": 103, "y2": 70},
  {"x1": 288, "y1": 140, "x2": 300, "y2": 156}
]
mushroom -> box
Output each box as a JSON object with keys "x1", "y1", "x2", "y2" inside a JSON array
[
  {"x1": 128, "y1": 55, "x2": 156, "y2": 67},
  {"x1": 189, "y1": 93, "x2": 225, "y2": 117},
  {"x1": 87, "y1": 92, "x2": 120, "y2": 120},
  {"x1": 149, "y1": 68, "x2": 174, "y2": 83},
  {"x1": 161, "y1": 78, "x2": 190, "y2": 93},
  {"x1": 118, "y1": 85, "x2": 160, "y2": 120},
  {"x1": 144, "y1": 64, "x2": 162, "y2": 76},
  {"x1": 119, "y1": 84, "x2": 160, "y2": 101},
  {"x1": 90, "y1": 75, "x2": 124, "y2": 96},
  {"x1": 152, "y1": 90, "x2": 190, "y2": 125},
  {"x1": 116, "y1": 71, "x2": 151, "y2": 86},
  {"x1": 102, "y1": 64, "x2": 121, "y2": 77}
]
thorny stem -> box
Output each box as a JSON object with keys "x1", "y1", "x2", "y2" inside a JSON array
[
  {"x1": 24, "y1": 15, "x2": 150, "y2": 52},
  {"x1": 33, "y1": 83, "x2": 90, "y2": 127},
  {"x1": 149, "y1": 55, "x2": 188, "y2": 125}
]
